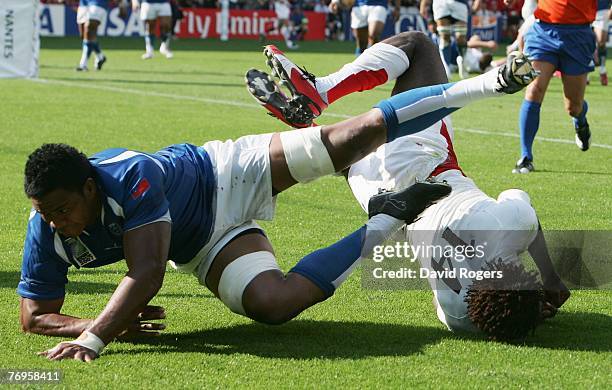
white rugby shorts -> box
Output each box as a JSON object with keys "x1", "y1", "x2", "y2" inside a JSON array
[
  {"x1": 170, "y1": 133, "x2": 276, "y2": 281},
  {"x1": 592, "y1": 9, "x2": 610, "y2": 32},
  {"x1": 432, "y1": 0, "x2": 468, "y2": 23},
  {"x1": 351, "y1": 5, "x2": 388, "y2": 29},
  {"x1": 76, "y1": 5, "x2": 88, "y2": 25},
  {"x1": 140, "y1": 2, "x2": 172, "y2": 21}
]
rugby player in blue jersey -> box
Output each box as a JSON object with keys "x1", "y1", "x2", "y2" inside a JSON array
[
  {"x1": 330, "y1": 0, "x2": 400, "y2": 55},
  {"x1": 20, "y1": 45, "x2": 535, "y2": 361},
  {"x1": 76, "y1": 0, "x2": 111, "y2": 71},
  {"x1": 132, "y1": 0, "x2": 174, "y2": 59}
]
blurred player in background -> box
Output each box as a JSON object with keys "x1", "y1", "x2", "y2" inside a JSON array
[
  {"x1": 274, "y1": 0, "x2": 297, "y2": 49},
  {"x1": 511, "y1": 0, "x2": 597, "y2": 174},
  {"x1": 246, "y1": 32, "x2": 567, "y2": 341},
  {"x1": 330, "y1": 0, "x2": 401, "y2": 55},
  {"x1": 76, "y1": 0, "x2": 112, "y2": 71},
  {"x1": 76, "y1": 0, "x2": 88, "y2": 40},
  {"x1": 420, "y1": 0, "x2": 470, "y2": 78},
  {"x1": 461, "y1": 34, "x2": 506, "y2": 74},
  {"x1": 133, "y1": 0, "x2": 174, "y2": 59},
  {"x1": 592, "y1": 0, "x2": 611, "y2": 85}
]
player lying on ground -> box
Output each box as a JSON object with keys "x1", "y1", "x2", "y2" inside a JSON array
[
  {"x1": 19, "y1": 41, "x2": 533, "y2": 362},
  {"x1": 246, "y1": 31, "x2": 569, "y2": 340}
]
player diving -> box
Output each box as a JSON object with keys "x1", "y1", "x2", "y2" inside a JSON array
[{"x1": 245, "y1": 31, "x2": 569, "y2": 341}]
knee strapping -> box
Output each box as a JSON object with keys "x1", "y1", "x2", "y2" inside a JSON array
[
  {"x1": 218, "y1": 251, "x2": 280, "y2": 316},
  {"x1": 279, "y1": 126, "x2": 336, "y2": 183}
]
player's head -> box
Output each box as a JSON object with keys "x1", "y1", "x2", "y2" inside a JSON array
[
  {"x1": 465, "y1": 259, "x2": 544, "y2": 342},
  {"x1": 479, "y1": 53, "x2": 494, "y2": 72},
  {"x1": 24, "y1": 143, "x2": 98, "y2": 237}
]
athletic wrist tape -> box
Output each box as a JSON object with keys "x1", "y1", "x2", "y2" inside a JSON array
[{"x1": 70, "y1": 330, "x2": 105, "y2": 355}]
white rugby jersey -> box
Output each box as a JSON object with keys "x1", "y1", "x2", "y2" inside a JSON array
[{"x1": 348, "y1": 118, "x2": 539, "y2": 332}]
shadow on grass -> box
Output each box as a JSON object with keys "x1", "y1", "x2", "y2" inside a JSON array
[
  {"x1": 41, "y1": 64, "x2": 244, "y2": 78},
  {"x1": 110, "y1": 312, "x2": 611, "y2": 358},
  {"x1": 44, "y1": 76, "x2": 243, "y2": 89},
  {"x1": 41, "y1": 37, "x2": 356, "y2": 54},
  {"x1": 526, "y1": 311, "x2": 612, "y2": 351},
  {"x1": 537, "y1": 169, "x2": 612, "y2": 176},
  {"x1": 110, "y1": 320, "x2": 452, "y2": 359}
]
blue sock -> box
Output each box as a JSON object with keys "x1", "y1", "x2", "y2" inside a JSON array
[
  {"x1": 91, "y1": 41, "x2": 100, "y2": 54},
  {"x1": 572, "y1": 100, "x2": 588, "y2": 129},
  {"x1": 160, "y1": 33, "x2": 170, "y2": 44},
  {"x1": 441, "y1": 44, "x2": 453, "y2": 67},
  {"x1": 355, "y1": 47, "x2": 364, "y2": 56},
  {"x1": 290, "y1": 214, "x2": 403, "y2": 297},
  {"x1": 376, "y1": 83, "x2": 459, "y2": 142},
  {"x1": 83, "y1": 40, "x2": 93, "y2": 58},
  {"x1": 519, "y1": 100, "x2": 541, "y2": 160},
  {"x1": 290, "y1": 227, "x2": 364, "y2": 297}
]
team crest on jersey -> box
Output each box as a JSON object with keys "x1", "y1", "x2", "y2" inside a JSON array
[
  {"x1": 65, "y1": 237, "x2": 96, "y2": 267},
  {"x1": 131, "y1": 178, "x2": 151, "y2": 199},
  {"x1": 107, "y1": 223, "x2": 123, "y2": 237}
]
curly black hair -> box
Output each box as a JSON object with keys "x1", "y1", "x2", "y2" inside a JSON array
[
  {"x1": 24, "y1": 143, "x2": 93, "y2": 199},
  {"x1": 465, "y1": 259, "x2": 544, "y2": 342}
]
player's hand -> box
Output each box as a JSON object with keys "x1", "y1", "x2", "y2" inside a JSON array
[
  {"x1": 119, "y1": 5, "x2": 128, "y2": 19},
  {"x1": 38, "y1": 342, "x2": 98, "y2": 362},
  {"x1": 118, "y1": 305, "x2": 166, "y2": 339},
  {"x1": 543, "y1": 279, "x2": 570, "y2": 309},
  {"x1": 540, "y1": 301, "x2": 558, "y2": 320},
  {"x1": 392, "y1": 7, "x2": 401, "y2": 22},
  {"x1": 329, "y1": 2, "x2": 339, "y2": 14},
  {"x1": 419, "y1": 2, "x2": 429, "y2": 19}
]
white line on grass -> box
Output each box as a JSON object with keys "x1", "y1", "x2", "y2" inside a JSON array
[{"x1": 33, "y1": 78, "x2": 612, "y2": 150}]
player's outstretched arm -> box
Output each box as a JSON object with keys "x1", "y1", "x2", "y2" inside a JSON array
[
  {"x1": 39, "y1": 222, "x2": 170, "y2": 362},
  {"x1": 528, "y1": 221, "x2": 570, "y2": 312},
  {"x1": 21, "y1": 296, "x2": 166, "y2": 339},
  {"x1": 20, "y1": 297, "x2": 92, "y2": 337}
]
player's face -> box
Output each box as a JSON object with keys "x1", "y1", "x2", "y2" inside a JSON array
[{"x1": 31, "y1": 179, "x2": 100, "y2": 238}]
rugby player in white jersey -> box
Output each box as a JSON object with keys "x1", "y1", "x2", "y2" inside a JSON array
[{"x1": 246, "y1": 31, "x2": 569, "y2": 340}]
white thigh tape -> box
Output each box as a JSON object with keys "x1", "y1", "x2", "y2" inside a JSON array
[
  {"x1": 218, "y1": 251, "x2": 281, "y2": 316},
  {"x1": 70, "y1": 331, "x2": 105, "y2": 355},
  {"x1": 279, "y1": 126, "x2": 336, "y2": 183}
]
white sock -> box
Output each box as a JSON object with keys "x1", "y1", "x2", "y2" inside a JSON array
[
  {"x1": 79, "y1": 41, "x2": 89, "y2": 67},
  {"x1": 315, "y1": 43, "x2": 410, "y2": 104}
]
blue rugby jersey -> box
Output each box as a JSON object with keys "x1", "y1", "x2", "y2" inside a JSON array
[
  {"x1": 355, "y1": 0, "x2": 389, "y2": 8},
  {"x1": 598, "y1": 0, "x2": 611, "y2": 10},
  {"x1": 87, "y1": 0, "x2": 108, "y2": 7},
  {"x1": 18, "y1": 143, "x2": 216, "y2": 301}
]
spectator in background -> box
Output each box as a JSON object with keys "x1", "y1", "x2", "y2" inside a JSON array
[{"x1": 289, "y1": 5, "x2": 309, "y2": 45}]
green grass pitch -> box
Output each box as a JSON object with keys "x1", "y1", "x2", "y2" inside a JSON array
[{"x1": 0, "y1": 37, "x2": 610, "y2": 388}]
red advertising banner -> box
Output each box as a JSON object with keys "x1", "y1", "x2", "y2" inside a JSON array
[{"x1": 176, "y1": 9, "x2": 326, "y2": 41}]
